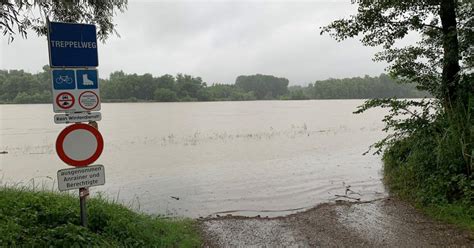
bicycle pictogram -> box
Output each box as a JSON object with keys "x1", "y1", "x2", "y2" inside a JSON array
[{"x1": 56, "y1": 75, "x2": 73, "y2": 84}]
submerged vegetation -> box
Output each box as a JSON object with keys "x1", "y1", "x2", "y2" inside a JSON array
[
  {"x1": 324, "y1": 0, "x2": 473, "y2": 229},
  {"x1": 0, "y1": 68, "x2": 426, "y2": 104},
  {"x1": 0, "y1": 187, "x2": 201, "y2": 247}
]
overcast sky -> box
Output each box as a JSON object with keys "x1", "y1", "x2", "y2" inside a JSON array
[{"x1": 0, "y1": 0, "x2": 390, "y2": 85}]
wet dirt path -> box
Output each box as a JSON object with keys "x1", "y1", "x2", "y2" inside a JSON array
[{"x1": 200, "y1": 198, "x2": 473, "y2": 247}]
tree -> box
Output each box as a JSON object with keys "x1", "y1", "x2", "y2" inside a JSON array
[
  {"x1": 322, "y1": 1, "x2": 472, "y2": 154},
  {"x1": 1, "y1": 0, "x2": 127, "y2": 42},
  {"x1": 154, "y1": 88, "x2": 178, "y2": 102},
  {"x1": 303, "y1": 74, "x2": 425, "y2": 99},
  {"x1": 235, "y1": 74, "x2": 289, "y2": 100},
  {"x1": 175, "y1": 74, "x2": 205, "y2": 99},
  {"x1": 0, "y1": 69, "x2": 427, "y2": 103},
  {"x1": 322, "y1": 1, "x2": 472, "y2": 210},
  {"x1": 156, "y1": 74, "x2": 176, "y2": 91},
  {"x1": 321, "y1": 0, "x2": 472, "y2": 109}
]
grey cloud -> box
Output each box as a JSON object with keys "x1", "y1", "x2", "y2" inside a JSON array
[{"x1": 1, "y1": 1, "x2": 395, "y2": 85}]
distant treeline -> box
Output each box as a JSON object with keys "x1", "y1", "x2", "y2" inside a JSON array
[
  {"x1": 287, "y1": 74, "x2": 427, "y2": 100},
  {"x1": 0, "y1": 66, "x2": 427, "y2": 104}
]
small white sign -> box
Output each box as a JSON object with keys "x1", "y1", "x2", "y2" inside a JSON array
[
  {"x1": 54, "y1": 112, "x2": 102, "y2": 124},
  {"x1": 79, "y1": 91, "x2": 100, "y2": 110},
  {"x1": 57, "y1": 164, "x2": 105, "y2": 191}
]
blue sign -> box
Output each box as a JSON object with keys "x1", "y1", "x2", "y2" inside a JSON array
[
  {"x1": 48, "y1": 22, "x2": 98, "y2": 67},
  {"x1": 52, "y1": 70, "x2": 76, "y2": 90},
  {"x1": 77, "y1": 70, "x2": 99, "y2": 89}
]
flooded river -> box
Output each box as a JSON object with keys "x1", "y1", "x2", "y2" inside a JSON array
[{"x1": 0, "y1": 100, "x2": 388, "y2": 217}]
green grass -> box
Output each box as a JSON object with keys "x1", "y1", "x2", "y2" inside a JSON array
[
  {"x1": 0, "y1": 187, "x2": 201, "y2": 247},
  {"x1": 422, "y1": 203, "x2": 474, "y2": 231}
]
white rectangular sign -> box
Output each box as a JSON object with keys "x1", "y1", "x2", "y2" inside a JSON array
[
  {"x1": 57, "y1": 164, "x2": 105, "y2": 191},
  {"x1": 54, "y1": 112, "x2": 102, "y2": 124},
  {"x1": 52, "y1": 69, "x2": 101, "y2": 113}
]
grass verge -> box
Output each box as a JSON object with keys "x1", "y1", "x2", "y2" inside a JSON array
[
  {"x1": 0, "y1": 186, "x2": 201, "y2": 247},
  {"x1": 421, "y1": 203, "x2": 474, "y2": 232}
]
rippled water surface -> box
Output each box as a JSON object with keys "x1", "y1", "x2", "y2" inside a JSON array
[{"x1": 0, "y1": 100, "x2": 388, "y2": 217}]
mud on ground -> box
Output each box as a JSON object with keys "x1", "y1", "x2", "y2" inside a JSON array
[{"x1": 200, "y1": 198, "x2": 474, "y2": 247}]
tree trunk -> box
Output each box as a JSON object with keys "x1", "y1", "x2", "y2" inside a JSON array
[{"x1": 439, "y1": 0, "x2": 461, "y2": 107}]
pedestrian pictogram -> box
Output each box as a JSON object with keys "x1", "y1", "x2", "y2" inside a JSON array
[{"x1": 56, "y1": 92, "x2": 75, "y2": 109}]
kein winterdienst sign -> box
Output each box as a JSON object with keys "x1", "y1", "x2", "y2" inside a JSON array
[
  {"x1": 48, "y1": 22, "x2": 98, "y2": 67},
  {"x1": 54, "y1": 112, "x2": 102, "y2": 124}
]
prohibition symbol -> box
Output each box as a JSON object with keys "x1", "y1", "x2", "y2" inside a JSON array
[
  {"x1": 56, "y1": 92, "x2": 75, "y2": 109},
  {"x1": 56, "y1": 123, "x2": 104, "y2": 167},
  {"x1": 79, "y1": 91, "x2": 99, "y2": 110}
]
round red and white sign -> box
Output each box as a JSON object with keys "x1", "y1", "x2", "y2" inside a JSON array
[
  {"x1": 79, "y1": 91, "x2": 99, "y2": 110},
  {"x1": 56, "y1": 92, "x2": 75, "y2": 109},
  {"x1": 56, "y1": 123, "x2": 104, "y2": 167}
]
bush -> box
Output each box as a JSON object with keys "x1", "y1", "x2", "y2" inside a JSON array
[
  {"x1": 382, "y1": 112, "x2": 473, "y2": 229},
  {"x1": 356, "y1": 96, "x2": 473, "y2": 230},
  {"x1": 383, "y1": 130, "x2": 470, "y2": 204}
]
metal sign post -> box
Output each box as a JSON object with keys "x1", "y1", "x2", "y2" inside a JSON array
[
  {"x1": 79, "y1": 187, "x2": 89, "y2": 227},
  {"x1": 78, "y1": 121, "x2": 98, "y2": 227}
]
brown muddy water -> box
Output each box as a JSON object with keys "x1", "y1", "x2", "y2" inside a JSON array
[{"x1": 0, "y1": 100, "x2": 388, "y2": 217}]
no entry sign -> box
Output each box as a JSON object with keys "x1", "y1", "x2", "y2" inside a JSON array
[{"x1": 56, "y1": 123, "x2": 104, "y2": 167}]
